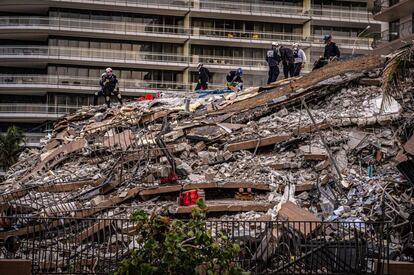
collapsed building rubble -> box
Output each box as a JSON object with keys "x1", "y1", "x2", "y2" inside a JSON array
[{"x1": 1, "y1": 52, "x2": 414, "y2": 273}]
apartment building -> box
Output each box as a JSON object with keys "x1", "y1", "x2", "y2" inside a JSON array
[
  {"x1": 0, "y1": 0, "x2": 379, "y2": 146},
  {"x1": 371, "y1": 0, "x2": 414, "y2": 54}
]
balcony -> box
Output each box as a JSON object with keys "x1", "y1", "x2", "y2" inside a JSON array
[
  {"x1": 372, "y1": 20, "x2": 414, "y2": 54},
  {"x1": 373, "y1": 0, "x2": 414, "y2": 22},
  {"x1": 0, "y1": 46, "x2": 189, "y2": 71},
  {"x1": 309, "y1": 8, "x2": 374, "y2": 26},
  {"x1": 0, "y1": 17, "x2": 189, "y2": 43},
  {"x1": 191, "y1": 55, "x2": 267, "y2": 72},
  {"x1": 0, "y1": 75, "x2": 190, "y2": 96},
  {"x1": 0, "y1": 103, "x2": 79, "y2": 122},
  {"x1": 191, "y1": 28, "x2": 373, "y2": 50},
  {"x1": 51, "y1": 0, "x2": 190, "y2": 16},
  {"x1": 190, "y1": 0, "x2": 308, "y2": 23}
]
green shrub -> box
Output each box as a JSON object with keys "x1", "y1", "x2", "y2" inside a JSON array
[{"x1": 114, "y1": 199, "x2": 248, "y2": 275}]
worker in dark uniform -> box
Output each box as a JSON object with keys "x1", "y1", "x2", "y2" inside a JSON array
[
  {"x1": 226, "y1": 68, "x2": 243, "y2": 92},
  {"x1": 265, "y1": 42, "x2": 281, "y2": 84},
  {"x1": 279, "y1": 45, "x2": 295, "y2": 78},
  {"x1": 195, "y1": 63, "x2": 210, "y2": 91},
  {"x1": 324, "y1": 34, "x2": 340, "y2": 61},
  {"x1": 313, "y1": 34, "x2": 341, "y2": 71},
  {"x1": 94, "y1": 67, "x2": 123, "y2": 108}
]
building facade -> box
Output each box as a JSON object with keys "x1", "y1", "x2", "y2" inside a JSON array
[
  {"x1": 371, "y1": 0, "x2": 414, "y2": 54},
  {"x1": 0, "y1": 0, "x2": 379, "y2": 146}
]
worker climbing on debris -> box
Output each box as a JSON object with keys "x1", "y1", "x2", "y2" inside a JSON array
[
  {"x1": 292, "y1": 43, "x2": 307, "y2": 77},
  {"x1": 226, "y1": 67, "x2": 243, "y2": 92},
  {"x1": 313, "y1": 34, "x2": 341, "y2": 71},
  {"x1": 324, "y1": 34, "x2": 340, "y2": 61},
  {"x1": 280, "y1": 44, "x2": 295, "y2": 78},
  {"x1": 195, "y1": 63, "x2": 210, "y2": 91},
  {"x1": 266, "y1": 42, "x2": 281, "y2": 84},
  {"x1": 94, "y1": 67, "x2": 123, "y2": 108}
]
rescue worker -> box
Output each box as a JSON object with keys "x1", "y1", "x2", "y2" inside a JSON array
[
  {"x1": 195, "y1": 63, "x2": 210, "y2": 91},
  {"x1": 313, "y1": 34, "x2": 341, "y2": 71},
  {"x1": 226, "y1": 68, "x2": 243, "y2": 92},
  {"x1": 94, "y1": 67, "x2": 123, "y2": 108},
  {"x1": 265, "y1": 42, "x2": 281, "y2": 84},
  {"x1": 324, "y1": 34, "x2": 340, "y2": 61},
  {"x1": 279, "y1": 45, "x2": 295, "y2": 78},
  {"x1": 292, "y1": 43, "x2": 307, "y2": 77}
]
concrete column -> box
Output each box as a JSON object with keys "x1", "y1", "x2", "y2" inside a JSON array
[
  {"x1": 303, "y1": 21, "x2": 311, "y2": 40},
  {"x1": 183, "y1": 12, "x2": 191, "y2": 90},
  {"x1": 302, "y1": 0, "x2": 311, "y2": 13}
]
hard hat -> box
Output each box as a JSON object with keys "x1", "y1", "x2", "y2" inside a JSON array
[
  {"x1": 101, "y1": 73, "x2": 106, "y2": 78},
  {"x1": 236, "y1": 68, "x2": 243, "y2": 76},
  {"x1": 293, "y1": 43, "x2": 299, "y2": 48},
  {"x1": 105, "y1": 67, "x2": 113, "y2": 73},
  {"x1": 272, "y1": 42, "x2": 279, "y2": 47},
  {"x1": 323, "y1": 34, "x2": 332, "y2": 41}
]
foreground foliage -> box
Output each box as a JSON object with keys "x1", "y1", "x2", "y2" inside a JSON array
[
  {"x1": 114, "y1": 200, "x2": 247, "y2": 275},
  {"x1": 0, "y1": 126, "x2": 25, "y2": 170}
]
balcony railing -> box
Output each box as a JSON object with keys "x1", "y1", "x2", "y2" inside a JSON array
[
  {"x1": 309, "y1": 8, "x2": 372, "y2": 21},
  {"x1": 192, "y1": 0, "x2": 304, "y2": 16},
  {"x1": 0, "y1": 46, "x2": 189, "y2": 64},
  {"x1": 0, "y1": 17, "x2": 373, "y2": 49},
  {"x1": 372, "y1": 0, "x2": 402, "y2": 14},
  {"x1": 192, "y1": 27, "x2": 305, "y2": 43},
  {"x1": 0, "y1": 103, "x2": 79, "y2": 114},
  {"x1": 194, "y1": 55, "x2": 267, "y2": 68},
  {"x1": 0, "y1": 16, "x2": 188, "y2": 36},
  {"x1": 374, "y1": 20, "x2": 413, "y2": 46},
  {"x1": 0, "y1": 75, "x2": 190, "y2": 91},
  {"x1": 51, "y1": 0, "x2": 190, "y2": 9}
]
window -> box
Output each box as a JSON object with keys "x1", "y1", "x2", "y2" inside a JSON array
[{"x1": 389, "y1": 19, "x2": 400, "y2": 41}]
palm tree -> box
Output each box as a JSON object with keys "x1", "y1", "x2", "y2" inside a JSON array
[
  {"x1": 0, "y1": 126, "x2": 25, "y2": 170},
  {"x1": 381, "y1": 44, "x2": 414, "y2": 112}
]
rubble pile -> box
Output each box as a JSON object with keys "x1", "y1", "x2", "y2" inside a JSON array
[{"x1": 1, "y1": 53, "x2": 414, "y2": 269}]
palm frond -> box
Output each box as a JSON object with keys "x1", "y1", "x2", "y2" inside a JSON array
[{"x1": 381, "y1": 44, "x2": 414, "y2": 112}]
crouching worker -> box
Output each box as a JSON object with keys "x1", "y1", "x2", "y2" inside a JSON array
[
  {"x1": 226, "y1": 68, "x2": 243, "y2": 92},
  {"x1": 195, "y1": 63, "x2": 210, "y2": 91},
  {"x1": 94, "y1": 67, "x2": 123, "y2": 108}
]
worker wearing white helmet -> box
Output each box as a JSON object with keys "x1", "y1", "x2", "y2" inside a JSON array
[
  {"x1": 93, "y1": 67, "x2": 123, "y2": 108},
  {"x1": 292, "y1": 43, "x2": 307, "y2": 76},
  {"x1": 266, "y1": 42, "x2": 281, "y2": 84}
]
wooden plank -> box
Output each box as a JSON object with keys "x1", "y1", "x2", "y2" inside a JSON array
[
  {"x1": 36, "y1": 178, "x2": 104, "y2": 193},
  {"x1": 278, "y1": 201, "x2": 321, "y2": 236},
  {"x1": 139, "y1": 182, "x2": 270, "y2": 197},
  {"x1": 171, "y1": 200, "x2": 275, "y2": 214},
  {"x1": 139, "y1": 185, "x2": 182, "y2": 196},
  {"x1": 292, "y1": 123, "x2": 330, "y2": 135},
  {"x1": 227, "y1": 134, "x2": 291, "y2": 152},
  {"x1": 303, "y1": 154, "x2": 328, "y2": 161},
  {"x1": 75, "y1": 219, "x2": 112, "y2": 243}
]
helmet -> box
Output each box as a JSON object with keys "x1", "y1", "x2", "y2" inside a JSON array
[
  {"x1": 101, "y1": 73, "x2": 106, "y2": 78},
  {"x1": 105, "y1": 67, "x2": 113, "y2": 74},
  {"x1": 197, "y1": 63, "x2": 203, "y2": 70},
  {"x1": 272, "y1": 42, "x2": 279, "y2": 47},
  {"x1": 323, "y1": 34, "x2": 332, "y2": 41},
  {"x1": 236, "y1": 68, "x2": 243, "y2": 76},
  {"x1": 293, "y1": 43, "x2": 299, "y2": 48}
]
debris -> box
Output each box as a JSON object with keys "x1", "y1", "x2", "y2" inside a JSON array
[{"x1": 2, "y1": 50, "x2": 414, "y2": 269}]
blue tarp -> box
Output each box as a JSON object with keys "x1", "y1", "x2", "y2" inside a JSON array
[{"x1": 195, "y1": 88, "x2": 234, "y2": 98}]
